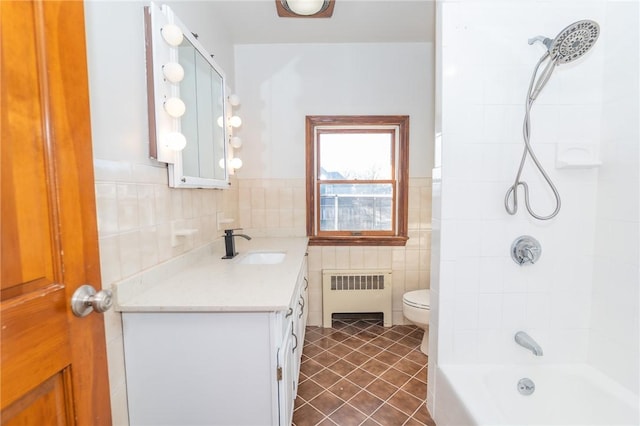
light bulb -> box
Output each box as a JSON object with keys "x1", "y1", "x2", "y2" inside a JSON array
[
  {"x1": 164, "y1": 132, "x2": 187, "y2": 151},
  {"x1": 162, "y1": 62, "x2": 184, "y2": 83},
  {"x1": 229, "y1": 116, "x2": 242, "y2": 128},
  {"x1": 164, "y1": 97, "x2": 186, "y2": 118},
  {"x1": 228, "y1": 94, "x2": 241, "y2": 106},
  {"x1": 286, "y1": 0, "x2": 325, "y2": 15},
  {"x1": 230, "y1": 136, "x2": 242, "y2": 149},
  {"x1": 230, "y1": 158, "x2": 243, "y2": 169},
  {"x1": 161, "y1": 24, "x2": 184, "y2": 46},
  {"x1": 218, "y1": 158, "x2": 226, "y2": 169},
  {"x1": 217, "y1": 116, "x2": 224, "y2": 128}
]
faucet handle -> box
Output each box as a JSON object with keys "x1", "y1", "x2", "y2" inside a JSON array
[
  {"x1": 223, "y1": 228, "x2": 243, "y2": 235},
  {"x1": 511, "y1": 236, "x2": 542, "y2": 266}
]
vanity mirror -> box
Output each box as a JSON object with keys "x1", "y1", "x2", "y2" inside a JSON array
[{"x1": 144, "y1": 2, "x2": 230, "y2": 188}]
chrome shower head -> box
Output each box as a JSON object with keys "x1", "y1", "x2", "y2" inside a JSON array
[{"x1": 549, "y1": 20, "x2": 600, "y2": 64}]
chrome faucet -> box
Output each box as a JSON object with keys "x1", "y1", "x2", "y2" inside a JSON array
[
  {"x1": 514, "y1": 331, "x2": 543, "y2": 356},
  {"x1": 511, "y1": 236, "x2": 542, "y2": 265},
  {"x1": 222, "y1": 228, "x2": 252, "y2": 259}
]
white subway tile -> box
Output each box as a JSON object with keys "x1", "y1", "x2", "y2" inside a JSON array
[{"x1": 95, "y1": 183, "x2": 119, "y2": 235}]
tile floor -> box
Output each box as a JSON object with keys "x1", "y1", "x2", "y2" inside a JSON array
[{"x1": 292, "y1": 319, "x2": 436, "y2": 426}]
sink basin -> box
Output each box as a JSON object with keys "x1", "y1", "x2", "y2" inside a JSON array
[{"x1": 238, "y1": 251, "x2": 286, "y2": 265}]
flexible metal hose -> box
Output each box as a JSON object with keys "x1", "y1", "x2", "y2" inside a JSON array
[{"x1": 505, "y1": 52, "x2": 562, "y2": 220}]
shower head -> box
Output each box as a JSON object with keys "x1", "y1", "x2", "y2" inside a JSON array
[
  {"x1": 549, "y1": 20, "x2": 600, "y2": 64},
  {"x1": 528, "y1": 20, "x2": 600, "y2": 101}
]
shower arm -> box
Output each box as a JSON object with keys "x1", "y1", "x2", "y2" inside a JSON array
[{"x1": 528, "y1": 36, "x2": 553, "y2": 50}]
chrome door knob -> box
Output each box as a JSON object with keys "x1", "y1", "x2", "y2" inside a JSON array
[{"x1": 71, "y1": 284, "x2": 113, "y2": 317}]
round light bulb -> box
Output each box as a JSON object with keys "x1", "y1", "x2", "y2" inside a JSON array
[
  {"x1": 164, "y1": 132, "x2": 187, "y2": 151},
  {"x1": 229, "y1": 115, "x2": 242, "y2": 128},
  {"x1": 230, "y1": 157, "x2": 243, "y2": 169},
  {"x1": 164, "y1": 97, "x2": 186, "y2": 118},
  {"x1": 228, "y1": 94, "x2": 241, "y2": 106},
  {"x1": 218, "y1": 158, "x2": 227, "y2": 169},
  {"x1": 162, "y1": 62, "x2": 184, "y2": 83},
  {"x1": 286, "y1": 0, "x2": 325, "y2": 15},
  {"x1": 230, "y1": 136, "x2": 242, "y2": 149},
  {"x1": 217, "y1": 116, "x2": 224, "y2": 128},
  {"x1": 161, "y1": 24, "x2": 184, "y2": 46}
]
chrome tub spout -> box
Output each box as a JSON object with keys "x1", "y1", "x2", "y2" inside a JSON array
[{"x1": 515, "y1": 331, "x2": 543, "y2": 356}]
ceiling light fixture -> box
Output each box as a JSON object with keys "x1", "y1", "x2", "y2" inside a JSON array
[{"x1": 276, "y1": 0, "x2": 334, "y2": 18}]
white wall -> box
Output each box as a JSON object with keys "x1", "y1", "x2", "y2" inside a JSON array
[
  {"x1": 234, "y1": 43, "x2": 434, "y2": 179},
  {"x1": 84, "y1": 2, "x2": 238, "y2": 424},
  {"x1": 233, "y1": 43, "x2": 435, "y2": 327},
  {"x1": 589, "y1": 0, "x2": 639, "y2": 395},
  {"x1": 430, "y1": 0, "x2": 639, "y2": 415}
]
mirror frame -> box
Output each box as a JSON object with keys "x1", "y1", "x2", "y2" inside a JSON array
[{"x1": 144, "y1": 2, "x2": 231, "y2": 189}]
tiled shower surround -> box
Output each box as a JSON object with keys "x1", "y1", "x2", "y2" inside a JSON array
[{"x1": 429, "y1": 0, "x2": 639, "y2": 415}]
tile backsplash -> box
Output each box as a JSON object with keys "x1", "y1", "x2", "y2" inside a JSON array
[
  {"x1": 96, "y1": 165, "x2": 430, "y2": 424},
  {"x1": 95, "y1": 158, "x2": 238, "y2": 425},
  {"x1": 237, "y1": 177, "x2": 433, "y2": 327}
]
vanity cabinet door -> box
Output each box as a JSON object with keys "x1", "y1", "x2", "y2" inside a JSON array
[
  {"x1": 291, "y1": 257, "x2": 308, "y2": 392},
  {"x1": 123, "y1": 312, "x2": 276, "y2": 426},
  {"x1": 277, "y1": 320, "x2": 295, "y2": 426}
]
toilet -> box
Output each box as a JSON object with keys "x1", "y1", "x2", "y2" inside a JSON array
[{"x1": 402, "y1": 289, "x2": 430, "y2": 355}]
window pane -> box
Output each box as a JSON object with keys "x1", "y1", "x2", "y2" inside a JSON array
[
  {"x1": 319, "y1": 183, "x2": 392, "y2": 231},
  {"x1": 319, "y1": 133, "x2": 392, "y2": 180}
]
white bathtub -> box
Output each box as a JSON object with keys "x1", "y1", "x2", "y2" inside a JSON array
[{"x1": 434, "y1": 364, "x2": 640, "y2": 426}]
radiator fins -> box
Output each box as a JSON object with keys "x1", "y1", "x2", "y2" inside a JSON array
[{"x1": 330, "y1": 274, "x2": 385, "y2": 291}]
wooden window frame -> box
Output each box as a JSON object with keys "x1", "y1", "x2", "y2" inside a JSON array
[{"x1": 306, "y1": 115, "x2": 409, "y2": 246}]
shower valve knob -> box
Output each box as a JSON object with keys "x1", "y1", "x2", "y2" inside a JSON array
[{"x1": 511, "y1": 236, "x2": 542, "y2": 266}]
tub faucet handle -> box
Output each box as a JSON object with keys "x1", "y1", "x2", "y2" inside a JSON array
[
  {"x1": 522, "y1": 246, "x2": 538, "y2": 264},
  {"x1": 511, "y1": 236, "x2": 542, "y2": 266}
]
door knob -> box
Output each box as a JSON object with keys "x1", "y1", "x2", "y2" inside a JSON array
[{"x1": 71, "y1": 284, "x2": 113, "y2": 317}]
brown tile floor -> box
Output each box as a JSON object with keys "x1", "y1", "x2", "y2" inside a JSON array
[{"x1": 293, "y1": 319, "x2": 436, "y2": 426}]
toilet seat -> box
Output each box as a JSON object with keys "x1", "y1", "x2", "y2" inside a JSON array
[{"x1": 403, "y1": 290, "x2": 430, "y2": 310}]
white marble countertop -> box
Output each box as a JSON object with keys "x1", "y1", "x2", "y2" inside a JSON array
[{"x1": 113, "y1": 237, "x2": 309, "y2": 313}]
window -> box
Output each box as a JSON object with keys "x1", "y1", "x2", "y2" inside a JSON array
[{"x1": 306, "y1": 116, "x2": 409, "y2": 246}]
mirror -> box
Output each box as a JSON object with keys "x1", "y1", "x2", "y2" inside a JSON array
[{"x1": 144, "y1": 2, "x2": 230, "y2": 189}]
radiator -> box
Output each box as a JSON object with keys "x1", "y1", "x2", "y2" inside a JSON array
[{"x1": 322, "y1": 270, "x2": 393, "y2": 328}]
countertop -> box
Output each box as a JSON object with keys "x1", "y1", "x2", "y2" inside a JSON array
[{"x1": 113, "y1": 237, "x2": 309, "y2": 313}]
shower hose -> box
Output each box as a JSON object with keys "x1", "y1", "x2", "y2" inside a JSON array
[{"x1": 505, "y1": 52, "x2": 562, "y2": 220}]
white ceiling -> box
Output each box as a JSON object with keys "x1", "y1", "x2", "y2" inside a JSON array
[{"x1": 207, "y1": 0, "x2": 435, "y2": 44}]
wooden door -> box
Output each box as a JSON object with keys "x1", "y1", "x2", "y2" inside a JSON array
[{"x1": 1, "y1": 1, "x2": 112, "y2": 424}]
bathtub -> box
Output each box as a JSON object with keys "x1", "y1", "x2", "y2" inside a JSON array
[{"x1": 434, "y1": 364, "x2": 640, "y2": 426}]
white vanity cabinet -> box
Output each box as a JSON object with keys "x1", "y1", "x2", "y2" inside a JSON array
[
  {"x1": 120, "y1": 247, "x2": 309, "y2": 426},
  {"x1": 276, "y1": 256, "x2": 308, "y2": 425}
]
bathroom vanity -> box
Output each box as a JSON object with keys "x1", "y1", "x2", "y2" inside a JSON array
[{"x1": 114, "y1": 237, "x2": 309, "y2": 426}]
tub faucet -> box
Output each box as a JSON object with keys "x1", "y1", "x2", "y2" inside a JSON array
[
  {"x1": 514, "y1": 331, "x2": 543, "y2": 356},
  {"x1": 222, "y1": 228, "x2": 252, "y2": 259}
]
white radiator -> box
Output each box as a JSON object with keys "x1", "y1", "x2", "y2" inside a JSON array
[{"x1": 322, "y1": 270, "x2": 392, "y2": 328}]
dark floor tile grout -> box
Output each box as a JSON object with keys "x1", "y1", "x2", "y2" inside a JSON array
[{"x1": 293, "y1": 319, "x2": 435, "y2": 426}]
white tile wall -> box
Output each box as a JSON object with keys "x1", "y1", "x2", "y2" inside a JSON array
[
  {"x1": 94, "y1": 159, "x2": 239, "y2": 424},
  {"x1": 432, "y1": 0, "x2": 635, "y2": 372},
  {"x1": 588, "y1": 0, "x2": 640, "y2": 395},
  {"x1": 237, "y1": 178, "x2": 433, "y2": 327}
]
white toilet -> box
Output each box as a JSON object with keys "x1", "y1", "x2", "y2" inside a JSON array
[{"x1": 402, "y1": 289, "x2": 430, "y2": 355}]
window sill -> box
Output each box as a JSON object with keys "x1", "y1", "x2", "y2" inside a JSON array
[{"x1": 308, "y1": 236, "x2": 408, "y2": 247}]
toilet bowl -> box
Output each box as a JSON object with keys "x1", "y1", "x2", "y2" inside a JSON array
[{"x1": 402, "y1": 289, "x2": 430, "y2": 355}]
